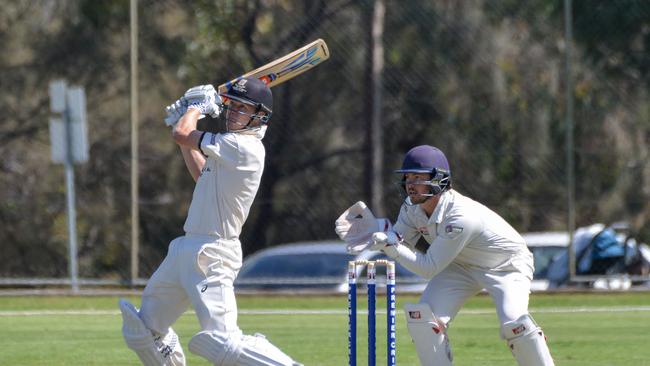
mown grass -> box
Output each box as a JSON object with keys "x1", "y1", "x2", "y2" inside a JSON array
[{"x1": 1, "y1": 292, "x2": 649, "y2": 365}]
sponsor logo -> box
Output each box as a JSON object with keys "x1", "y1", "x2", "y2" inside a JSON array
[
  {"x1": 409, "y1": 310, "x2": 421, "y2": 319},
  {"x1": 417, "y1": 227, "x2": 429, "y2": 235},
  {"x1": 512, "y1": 324, "x2": 526, "y2": 335},
  {"x1": 200, "y1": 284, "x2": 208, "y2": 293},
  {"x1": 199, "y1": 166, "x2": 211, "y2": 177}
]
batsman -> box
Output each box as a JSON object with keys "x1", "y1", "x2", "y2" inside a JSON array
[
  {"x1": 336, "y1": 145, "x2": 555, "y2": 366},
  {"x1": 119, "y1": 78, "x2": 302, "y2": 366}
]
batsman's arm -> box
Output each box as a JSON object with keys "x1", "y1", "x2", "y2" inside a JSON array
[
  {"x1": 179, "y1": 146, "x2": 205, "y2": 182},
  {"x1": 172, "y1": 108, "x2": 203, "y2": 148},
  {"x1": 173, "y1": 108, "x2": 206, "y2": 182}
]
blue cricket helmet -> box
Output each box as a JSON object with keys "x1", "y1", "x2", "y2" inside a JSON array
[{"x1": 395, "y1": 145, "x2": 452, "y2": 196}]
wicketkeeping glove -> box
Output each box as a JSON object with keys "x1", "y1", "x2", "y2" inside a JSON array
[
  {"x1": 335, "y1": 201, "x2": 393, "y2": 254},
  {"x1": 369, "y1": 231, "x2": 401, "y2": 251},
  {"x1": 184, "y1": 84, "x2": 222, "y2": 118}
]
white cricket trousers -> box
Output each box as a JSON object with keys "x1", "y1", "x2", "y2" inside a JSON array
[
  {"x1": 420, "y1": 260, "x2": 534, "y2": 326},
  {"x1": 139, "y1": 234, "x2": 243, "y2": 336}
]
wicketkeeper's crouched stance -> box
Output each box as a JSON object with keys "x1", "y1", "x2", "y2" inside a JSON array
[
  {"x1": 119, "y1": 78, "x2": 302, "y2": 366},
  {"x1": 336, "y1": 145, "x2": 555, "y2": 366}
]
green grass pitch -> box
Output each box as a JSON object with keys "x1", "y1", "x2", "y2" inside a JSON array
[{"x1": 1, "y1": 292, "x2": 649, "y2": 365}]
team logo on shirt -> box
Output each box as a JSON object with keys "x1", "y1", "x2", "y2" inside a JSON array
[
  {"x1": 445, "y1": 225, "x2": 463, "y2": 234},
  {"x1": 443, "y1": 224, "x2": 463, "y2": 239}
]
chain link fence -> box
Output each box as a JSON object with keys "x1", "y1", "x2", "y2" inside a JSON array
[{"x1": 0, "y1": 0, "x2": 648, "y2": 290}]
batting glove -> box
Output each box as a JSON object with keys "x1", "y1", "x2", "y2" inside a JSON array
[
  {"x1": 184, "y1": 84, "x2": 223, "y2": 118},
  {"x1": 164, "y1": 97, "x2": 188, "y2": 127}
]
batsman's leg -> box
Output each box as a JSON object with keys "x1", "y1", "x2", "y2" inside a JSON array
[
  {"x1": 119, "y1": 299, "x2": 186, "y2": 366},
  {"x1": 189, "y1": 331, "x2": 302, "y2": 366},
  {"x1": 186, "y1": 242, "x2": 302, "y2": 366}
]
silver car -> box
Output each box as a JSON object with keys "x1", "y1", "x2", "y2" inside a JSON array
[{"x1": 235, "y1": 240, "x2": 427, "y2": 293}]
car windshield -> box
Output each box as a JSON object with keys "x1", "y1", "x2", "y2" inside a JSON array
[
  {"x1": 530, "y1": 246, "x2": 566, "y2": 279},
  {"x1": 239, "y1": 253, "x2": 355, "y2": 278}
]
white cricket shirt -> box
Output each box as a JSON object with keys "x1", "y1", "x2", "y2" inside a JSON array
[
  {"x1": 183, "y1": 131, "x2": 265, "y2": 239},
  {"x1": 387, "y1": 189, "x2": 533, "y2": 279}
]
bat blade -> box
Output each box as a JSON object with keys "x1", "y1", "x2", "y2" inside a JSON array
[{"x1": 217, "y1": 39, "x2": 329, "y2": 94}]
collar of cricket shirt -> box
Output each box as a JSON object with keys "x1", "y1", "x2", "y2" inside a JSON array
[
  {"x1": 430, "y1": 189, "x2": 455, "y2": 225},
  {"x1": 231, "y1": 124, "x2": 267, "y2": 139}
]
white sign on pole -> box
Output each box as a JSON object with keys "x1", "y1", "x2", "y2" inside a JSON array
[
  {"x1": 48, "y1": 82, "x2": 89, "y2": 164},
  {"x1": 48, "y1": 117, "x2": 66, "y2": 164},
  {"x1": 49, "y1": 80, "x2": 67, "y2": 113},
  {"x1": 48, "y1": 79, "x2": 88, "y2": 292},
  {"x1": 66, "y1": 87, "x2": 89, "y2": 163}
]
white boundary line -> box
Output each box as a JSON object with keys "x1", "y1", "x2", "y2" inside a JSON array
[{"x1": 1, "y1": 306, "x2": 649, "y2": 317}]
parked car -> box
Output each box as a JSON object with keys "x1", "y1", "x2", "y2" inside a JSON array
[
  {"x1": 235, "y1": 241, "x2": 356, "y2": 292},
  {"x1": 236, "y1": 226, "x2": 647, "y2": 293},
  {"x1": 521, "y1": 231, "x2": 570, "y2": 291},
  {"x1": 235, "y1": 240, "x2": 427, "y2": 293}
]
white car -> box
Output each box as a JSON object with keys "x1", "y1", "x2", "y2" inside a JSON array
[
  {"x1": 235, "y1": 241, "x2": 356, "y2": 292},
  {"x1": 235, "y1": 240, "x2": 427, "y2": 293},
  {"x1": 521, "y1": 231, "x2": 570, "y2": 291}
]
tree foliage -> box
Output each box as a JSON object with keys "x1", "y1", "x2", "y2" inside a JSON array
[{"x1": 0, "y1": 0, "x2": 648, "y2": 279}]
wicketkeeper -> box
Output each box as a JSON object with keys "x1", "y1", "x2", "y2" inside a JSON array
[
  {"x1": 336, "y1": 145, "x2": 555, "y2": 366},
  {"x1": 119, "y1": 78, "x2": 302, "y2": 366}
]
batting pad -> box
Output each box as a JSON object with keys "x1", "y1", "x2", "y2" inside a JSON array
[
  {"x1": 119, "y1": 299, "x2": 186, "y2": 366},
  {"x1": 404, "y1": 303, "x2": 453, "y2": 366},
  {"x1": 501, "y1": 314, "x2": 555, "y2": 366},
  {"x1": 189, "y1": 330, "x2": 301, "y2": 366}
]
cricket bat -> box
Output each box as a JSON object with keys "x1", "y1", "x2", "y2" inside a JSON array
[{"x1": 217, "y1": 39, "x2": 329, "y2": 94}]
